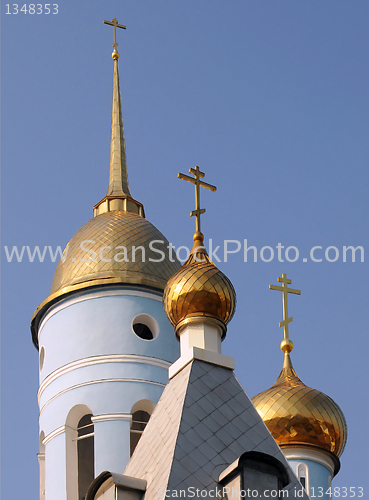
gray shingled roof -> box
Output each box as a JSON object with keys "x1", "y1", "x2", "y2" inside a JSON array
[{"x1": 124, "y1": 359, "x2": 309, "y2": 499}]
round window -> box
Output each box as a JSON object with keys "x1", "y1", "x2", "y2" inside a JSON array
[
  {"x1": 39, "y1": 346, "x2": 45, "y2": 371},
  {"x1": 132, "y1": 314, "x2": 159, "y2": 341}
]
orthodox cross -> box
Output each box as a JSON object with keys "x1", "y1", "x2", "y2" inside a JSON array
[
  {"x1": 269, "y1": 273, "x2": 301, "y2": 345},
  {"x1": 178, "y1": 166, "x2": 217, "y2": 234},
  {"x1": 104, "y1": 18, "x2": 126, "y2": 53}
]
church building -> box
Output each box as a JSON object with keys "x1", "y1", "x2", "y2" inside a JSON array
[{"x1": 30, "y1": 19, "x2": 347, "y2": 500}]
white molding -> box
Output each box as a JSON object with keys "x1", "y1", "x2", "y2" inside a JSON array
[
  {"x1": 219, "y1": 458, "x2": 238, "y2": 482},
  {"x1": 43, "y1": 425, "x2": 66, "y2": 445},
  {"x1": 169, "y1": 346, "x2": 235, "y2": 379},
  {"x1": 91, "y1": 413, "x2": 132, "y2": 424},
  {"x1": 283, "y1": 446, "x2": 335, "y2": 476},
  {"x1": 39, "y1": 288, "x2": 162, "y2": 332},
  {"x1": 39, "y1": 378, "x2": 166, "y2": 417},
  {"x1": 39, "y1": 354, "x2": 170, "y2": 400}
]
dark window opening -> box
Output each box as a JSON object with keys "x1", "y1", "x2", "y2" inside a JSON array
[
  {"x1": 299, "y1": 477, "x2": 306, "y2": 488},
  {"x1": 130, "y1": 410, "x2": 150, "y2": 456},
  {"x1": 77, "y1": 414, "x2": 94, "y2": 500},
  {"x1": 133, "y1": 323, "x2": 154, "y2": 340}
]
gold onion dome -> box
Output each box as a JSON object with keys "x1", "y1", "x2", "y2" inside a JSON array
[
  {"x1": 251, "y1": 352, "x2": 347, "y2": 463},
  {"x1": 163, "y1": 232, "x2": 236, "y2": 337},
  {"x1": 50, "y1": 211, "x2": 179, "y2": 294}
]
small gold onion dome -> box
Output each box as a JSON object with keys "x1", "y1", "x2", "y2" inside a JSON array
[
  {"x1": 163, "y1": 231, "x2": 236, "y2": 337},
  {"x1": 251, "y1": 353, "x2": 347, "y2": 465}
]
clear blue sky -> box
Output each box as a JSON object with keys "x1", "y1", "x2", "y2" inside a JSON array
[{"x1": 1, "y1": 1, "x2": 368, "y2": 497}]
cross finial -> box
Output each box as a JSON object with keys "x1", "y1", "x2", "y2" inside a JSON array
[
  {"x1": 269, "y1": 273, "x2": 301, "y2": 354},
  {"x1": 178, "y1": 166, "x2": 217, "y2": 234},
  {"x1": 104, "y1": 17, "x2": 126, "y2": 59}
]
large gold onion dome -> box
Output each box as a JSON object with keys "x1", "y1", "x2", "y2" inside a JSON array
[
  {"x1": 251, "y1": 352, "x2": 347, "y2": 465},
  {"x1": 163, "y1": 231, "x2": 236, "y2": 337},
  {"x1": 51, "y1": 211, "x2": 180, "y2": 294}
]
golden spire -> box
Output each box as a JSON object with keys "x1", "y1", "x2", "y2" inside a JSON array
[
  {"x1": 178, "y1": 166, "x2": 216, "y2": 247},
  {"x1": 105, "y1": 18, "x2": 130, "y2": 196},
  {"x1": 93, "y1": 18, "x2": 144, "y2": 217},
  {"x1": 269, "y1": 273, "x2": 300, "y2": 361}
]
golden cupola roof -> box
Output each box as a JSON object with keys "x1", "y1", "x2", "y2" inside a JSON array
[
  {"x1": 163, "y1": 231, "x2": 236, "y2": 336},
  {"x1": 31, "y1": 21, "x2": 180, "y2": 348},
  {"x1": 50, "y1": 211, "x2": 180, "y2": 295},
  {"x1": 252, "y1": 352, "x2": 347, "y2": 464}
]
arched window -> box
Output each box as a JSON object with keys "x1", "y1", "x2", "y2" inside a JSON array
[
  {"x1": 298, "y1": 463, "x2": 308, "y2": 491},
  {"x1": 130, "y1": 400, "x2": 155, "y2": 456},
  {"x1": 77, "y1": 414, "x2": 94, "y2": 500},
  {"x1": 65, "y1": 405, "x2": 94, "y2": 500},
  {"x1": 130, "y1": 410, "x2": 150, "y2": 456}
]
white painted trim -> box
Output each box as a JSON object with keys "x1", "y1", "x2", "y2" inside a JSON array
[
  {"x1": 39, "y1": 354, "x2": 170, "y2": 400},
  {"x1": 72, "y1": 432, "x2": 94, "y2": 442},
  {"x1": 43, "y1": 425, "x2": 66, "y2": 445},
  {"x1": 169, "y1": 346, "x2": 235, "y2": 379},
  {"x1": 219, "y1": 458, "x2": 238, "y2": 482},
  {"x1": 39, "y1": 378, "x2": 166, "y2": 417},
  {"x1": 283, "y1": 446, "x2": 335, "y2": 476},
  {"x1": 38, "y1": 452, "x2": 46, "y2": 500},
  {"x1": 91, "y1": 413, "x2": 132, "y2": 424},
  {"x1": 39, "y1": 287, "x2": 163, "y2": 332}
]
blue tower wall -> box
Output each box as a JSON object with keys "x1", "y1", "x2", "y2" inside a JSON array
[
  {"x1": 37, "y1": 287, "x2": 179, "y2": 500},
  {"x1": 289, "y1": 458, "x2": 333, "y2": 500}
]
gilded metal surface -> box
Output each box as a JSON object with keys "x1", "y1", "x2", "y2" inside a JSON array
[
  {"x1": 107, "y1": 57, "x2": 131, "y2": 197},
  {"x1": 269, "y1": 273, "x2": 300, "y2": 352},
  {"x1": 50, "y1": 210, "x2": 180, "y2": 294},
  {"x1": 252, "y1": 353, "x2": 347, "y2": 457},
  {"x1": 178, "y1": 166, "x2": 216, "y2": 234},
  {"x1": 104, "y1": 17, "x2": 126, "y2": 60},
  {"x1": 163, "y1": 233, "x2": 236, "y2": 335},
  {"x1": 95, "y1": 20, "x2": 143, "y2": 216}
]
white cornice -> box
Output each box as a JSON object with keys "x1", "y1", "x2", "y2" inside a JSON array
[
  {"x1": 169, "y1": 346, "x2": 234, "y2": 379},
  {"x1": 43, "y1": 425, "x2": 66, "y2": 445},
  {"x1": 42, "y1": 415, "x2": 134, "y2": 444},
  {"x1": 282, "y1": 446, "x2": 335, "y2": 475},
  {"x1": 91, "y1": 413, "x2": 132, "y2": 424},
  {"x1": 39, "y1": 378, "x2": 165, "y2": 418},
  {"x1": 39, "y1": 354, "x2": 171, "y2": 400},
  {"x1": 39, "y1": 288, "x2": 162, "y2": 332}
]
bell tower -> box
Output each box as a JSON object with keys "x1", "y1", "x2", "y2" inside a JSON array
[{"x1": 31, "y1": 19, "x2": 180, "y2": 500}]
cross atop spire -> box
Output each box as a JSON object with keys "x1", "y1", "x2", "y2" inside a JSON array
[
  {"x1": 104, "y1": 17, "x2": 126, "y2": 59},
  {"x1": 269, "y1": 273, "x2": 301, "y2": 354},
  {"x1": 178, "y1": 166, "x2": 216, "y2": 234}
]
